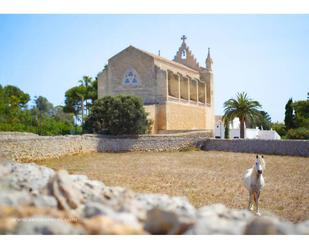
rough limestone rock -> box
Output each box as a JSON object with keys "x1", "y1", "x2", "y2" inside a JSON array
[
  {"x1": 82, "y1": 202, "x2": 142, "y2": 230},
  {"x1": 0, "y1": 190, "x2": 57, "y2": 209},
  {"x1": 80, "y1": 215, "x2": 145, "y2": 235},
  {"x1": 144, "y1": 208, "x2": 194, "y2": 234},
  {"x1": 135, "y1": 193, "x2": 197, "y2": 220},
  {"x1": 1, "y1": 160, "x2": 309, "y2": 235},
  {"x1": 97, "y1": 186, "x2": 144, "y2": 218},
  {"x1": 0, "y1": 161, "x2": 55, "y2": 192},
  {"x1": 47, "y1": 170, "x2": 83, "y2": 210},
  {"x1": 244, "y1": 217, "x2": 286, "y2": 235},
  {"x1": 0, "y1": 190, "x2": 33, "y2": 207},
  {"x1": 185, "y1": 204, "x2": 255, "y2": 235},
  {"x1": 0, "y1": 217, "x2": 17, "y2": 234},
  {"x1": 244, "y1": 214, "x2": 298, "y2": 235},
  {"x1": 32, "y1": 195, "x2": 58, "y2": 209},
  {"x1": 70, "y1": 174, "x2": 106, "y2": 203},
  {"x1": 295, "y1": 220, "x2": 309, "y2": 235},
  {"x1": 14, "y1": 215, "x2": 85, "y2": 235}
]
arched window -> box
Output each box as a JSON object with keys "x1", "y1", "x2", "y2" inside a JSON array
[
  {"x1": 181, "y1": 49, "x2": 187, "y2": 59},
  {"x1": 122, "y1": 68, "x2": 141, "y2": 86}
]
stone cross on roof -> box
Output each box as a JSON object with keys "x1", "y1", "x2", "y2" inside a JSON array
[{"x1": 181, "y1": 35, "x2": 187, "y2": 43}]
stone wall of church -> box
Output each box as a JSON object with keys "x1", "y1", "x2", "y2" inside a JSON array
[
  {"x1": 145, "y1": 102, "x2": 214, "y2": 133},
  {"x1": 144, "y1": 104, "x2": 166, "y2": 133},
  {"x1": 144, "y1": 105, "x2": 157, "y2": 133},
  {"x1": 153, "y1": 59, "x2": 200, "y2": 80},
  {"x1": 205, "y1": 105, "x2": 215, "y2": 131},
  {"x1": 155, "y1": 66, "x2": 168, "y2": 103},
  {"x1": 165, "y1": 102, "x2": 206, "y2": 130},
  {"x1": 167, "y1": 71, "x2": 179, "y2": 98},
  {"x1": 98, "y1": 47, "x2": 167, "y2": 104},
  {"x1": 97, "y1": 67, "x2": 108, "y2": 99}
]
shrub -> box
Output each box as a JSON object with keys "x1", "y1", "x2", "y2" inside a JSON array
[
  {"x1": 286, "y1": 127, "x2": 309, "y2": 140},
  {"x1": 271, "y1": 122, "x2": 287, "y2": 137},
  {"x1": 83, "y1": 95, "x2": 151, "y2": 135}
]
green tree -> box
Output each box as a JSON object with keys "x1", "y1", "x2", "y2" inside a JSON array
[
  {"x1": 271, "y1": 122, "x2": 287, "y2": 137},
  {"x1": 0, "y1": 84, "x2": 30, "y2": 126},
  {"x1": 0, "y1": 84, "x2": 76, "y2": 135},
  {"x1": 53, "y1": 105, "x2": 74, "y2": 124},
  {"x1": 86, "y1": 78, "x2": 98, "y2": 111},
  {"x1": 64, "y1": 76, "x2": 98, "y2": 125},
  {"x1": 64, "y1": 85, "x2": 87, "y2": 124},
  {"x1": 223, "y1": 118, "x2": 229, "y2": 139},
  {"x1": 79, "y1": 75, "x2": 92, "y2": 89},
  {"x1": 223, "y1": 92, "x2": 262, "y2": 138},
  {"x1": 293, "y1": 100, "x2": 309, "y2": 128},
  {"x1": 286, "y1": 127, "x2": 309, "y2": 140},
  {"x1": 81, "y1": 76, "x2": 98, "y2": 115},
  {"x1": 251, "y1": 110, "x2": 272, "y2": 130},
  {"x1": 83, "y1": 95, "x2": 150, "y2": 135},
  {"x1": 284, "y1": 99, "x2": 309, "y2": 140},
  {"x1": 0, "y1": 85, "x2": 5, "y2": 118},
  {"x1": 274, "y1": 96, "x2": 309, "y2": 140},
  {"x1": 79, "y1": 76, "x2": 92, "y2": 116},
  {"x1": 2, "y1": 85, "x2": 30, "y2": 109},
  {"x1": 33, "y1": 96, "x2": 54, "y2": 135},
  {"x1": 284, "y1": 98, "x2": 295, "y2": 130},
  {"x1": 34, "y1": 96, "x2": 53, "y2": 114}
]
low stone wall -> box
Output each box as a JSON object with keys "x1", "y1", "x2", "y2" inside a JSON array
[
  {"x1": 95, "y1": 133, "x2": 207, "y2": 152},
  {"x1": 0, "y1": 135, "x2": 98, "y2": 162},
  {"x1": 199, "y1": 139, "x2": 309, "y2": 157},
  {"x1": 1, "y1": 132, "x2": 308, "y2": 162},
  {"x1": 0, "y1": 132, "x2": 210, "y2": 162},
  {"x1": 0, "y1": 131, "x2": 39, "y2": 140}
]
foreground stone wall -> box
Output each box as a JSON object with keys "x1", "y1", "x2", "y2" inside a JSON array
[
  {"x1": 0, "y1": 132, "x2": 210, "y2": 162},
  {"x1": 1, "y1": 160, "x2": 308, "y2": 235},
  {"x1": 199, "y1": 139, "x2": 309, "y2": 157}
]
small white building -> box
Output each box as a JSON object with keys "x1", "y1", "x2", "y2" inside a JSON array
[{"x1": 214, "y1": 116, "x2": 281, "y2": 140}]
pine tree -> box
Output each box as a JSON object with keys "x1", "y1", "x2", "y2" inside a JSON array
[{"x1": 284, "y1": 98, "x2": 295, "y2": 130}]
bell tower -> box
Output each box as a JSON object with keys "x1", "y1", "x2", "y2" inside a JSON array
[{"x1": 173, "y1": 35, "x2": 200, "y2": 70}]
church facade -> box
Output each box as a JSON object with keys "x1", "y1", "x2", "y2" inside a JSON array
[{"x1": 97, "y1": 36, "x2": 215, "y2": 134}]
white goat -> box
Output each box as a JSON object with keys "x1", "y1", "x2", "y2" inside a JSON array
[{"x1": 243, "y1": 155, "x2": 266, "y2": 216}]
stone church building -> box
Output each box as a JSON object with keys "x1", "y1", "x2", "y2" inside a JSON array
[{"x1": 97, "y1": 36, "x2": 215, "y2": 134}]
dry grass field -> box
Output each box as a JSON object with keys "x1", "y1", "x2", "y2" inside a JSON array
[{"x1": 38, "y1": 151, "x2": 309, "y2": 223}]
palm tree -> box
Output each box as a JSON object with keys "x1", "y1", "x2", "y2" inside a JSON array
[
  {"x1": 79, "y1": 76, "x2": 93, "y2": 115},
  {"x1": 223, "y1": 92, "x2": 262, "y2": 138}
]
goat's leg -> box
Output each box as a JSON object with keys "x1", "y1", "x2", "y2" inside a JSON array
[
  {"x1": 255, "y1": 192, "x2": 261, "y2": 216},
  {"x1": 248, "y1": 192, "x2": 253, "y2": 211}
]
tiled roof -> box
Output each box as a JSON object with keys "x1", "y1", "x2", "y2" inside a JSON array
[{"x1": 130, "y1": 46, "x2": 200, "y2": 74}]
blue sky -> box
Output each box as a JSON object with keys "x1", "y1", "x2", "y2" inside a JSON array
[{"x1": 0, "y1": 15, "x2": 308, "y2": 122}]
